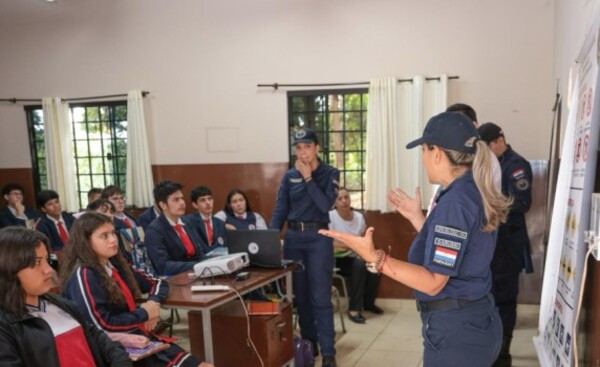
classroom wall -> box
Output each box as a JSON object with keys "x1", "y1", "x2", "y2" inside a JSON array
[{"x1": 0, "y1": 0, "x2": 554, "y2": 170}]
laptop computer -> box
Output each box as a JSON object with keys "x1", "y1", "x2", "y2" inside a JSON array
[{"x1": 226, "y1": 229, "x2": 291, "y2": 268}]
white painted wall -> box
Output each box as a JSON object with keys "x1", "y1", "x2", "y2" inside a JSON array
[{"x1": 0, "y1": 0, "x2": 554, "y2": 168}]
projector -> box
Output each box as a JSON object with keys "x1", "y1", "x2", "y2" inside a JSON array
[{"x1": 193, "y1": 253, "x2": 249, "y2": 277}]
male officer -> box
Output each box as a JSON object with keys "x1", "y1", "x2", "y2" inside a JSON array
[
  {"x1": 478, "y1": 122, "x2": 533, "y2": 367},
  {"x1": 270, "y1": 128, "x2": 340, "y2": 367}
]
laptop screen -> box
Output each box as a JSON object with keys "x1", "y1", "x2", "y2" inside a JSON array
[{"x1": 226, "y1": 229, "x2": 284, "y2": 268}]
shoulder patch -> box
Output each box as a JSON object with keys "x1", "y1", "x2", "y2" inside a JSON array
[
  {"x1": 434, "y1": 237, "x2": 462, "y2": 251},
  {"x1": 516, "y1": 178, "x2": 529, "y2": 191},
  {"x1": 512, "y1": 169, "x2": 525, "y2": 180},
  {"x1": 289, "y1": 177, "x2": 303, "y2": 184},
  {"x1": 434, "y1": 225, "x2": 468, "y2": 239},
  {"x1": 432, "y1": 246, "x2": 458, "y2": 268}
]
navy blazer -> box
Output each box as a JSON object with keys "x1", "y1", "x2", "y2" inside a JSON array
[
  {"x1": 0, "y1": 206, "x2": 40, "y2": 228},
  {"x1": 183, "y1": 212, "x2": 227, "y2": 253},
  {"x1": 145, "y1": 214, "x2": 206, "y2": 276},
  {"x1": 113, "y1": 212, "x2": 139, "y2": 229},
  {"x1": 34, "y1": 213, "x2": 76, "y2": 251},
  {"x1": 138, "y1": 207, "x2": 158, "y2": 231}
]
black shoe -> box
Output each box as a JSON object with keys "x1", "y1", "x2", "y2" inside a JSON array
[
  {"x1": 322, "y1": 356, "x2": 337, "y2": 367},
  {"x1": 347, "y1": 311, "x2": 366, "y2": 324},
  {"x1": 364, "y1": 305, "x2": 384, "y2": 314}
]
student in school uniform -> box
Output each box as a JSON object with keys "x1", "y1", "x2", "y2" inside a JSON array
[
  {"x1": 145, "y1": 181, "x2": 207, "y2": 276},
  {"x1": 34, "y1": 189, "x2": 76, "y2": 253},
  {"x1": 214, "y1": 189, "x2": 268, "y2": 230},
  {"x1": 0, "y1": 226, "x2": 132, "y2": 367},
  {"x1": 184, "y1": 186, "x2": 227, "y2": 253},
  {"x1": 138, "y1": 204, "x2": 160, "y2": 231},
  {"x1": 102, "y1": 185, "x2": 139, "y2": 229},
  {"x1": 60, "y1": 212, "x2": 211, "y2": 367},
  {"x1": 0, "y1": 183, "x2": 40, "y2": 228}
]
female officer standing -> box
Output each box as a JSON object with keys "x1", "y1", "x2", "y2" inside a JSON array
[
  {"x1": 270, "y1": 128, "x2": 339, "y2": 367},
  {"x1": 320, "y1": 112, "x2": 511, "y2": 367}
]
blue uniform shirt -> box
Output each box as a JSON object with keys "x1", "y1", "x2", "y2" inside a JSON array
[
  {"x1": 408, "y1": 171, "x2": 497, "y2": 302},
  {"x1": 270, "y1": 160, "x2": 340, "y2": 229}
]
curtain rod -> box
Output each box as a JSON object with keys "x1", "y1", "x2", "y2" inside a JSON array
[
  {"x1": 257, "y1": 76, "x2": 459, "y2": 90},
  {"x1": 0, "y1": 91, "x2": 150, "y2": 104}
]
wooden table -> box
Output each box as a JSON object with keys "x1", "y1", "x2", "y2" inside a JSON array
[{"x1": 164, "y1": 265, "x2": 295, "y2": 363}]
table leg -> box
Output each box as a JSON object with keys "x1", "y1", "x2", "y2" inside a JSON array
[{"x1": 202, "y1": 309, "x2": 214, "y2": 362}]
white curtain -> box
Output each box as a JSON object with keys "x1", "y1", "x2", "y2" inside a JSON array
[
  {"x1": 365, "y1": 77, "x2": 399, "y2": 211},
  {"x1": 365, "y1": 74, "x2": 448, "y2": 211},
  {"x1": 42, "y1": 97, "x2": 79, "y2": 212},
  {"x1": 126, "y1": 90, "x2": 154, "y2": 208}
]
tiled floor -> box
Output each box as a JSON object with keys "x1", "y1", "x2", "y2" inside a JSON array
[{"x1": 167, "y1": 299, "x2": 540, "y2": 366}]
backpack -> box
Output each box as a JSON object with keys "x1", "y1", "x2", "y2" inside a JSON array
[{"x1": 294, "y1": 336, "x2": 315, "y2": 367}]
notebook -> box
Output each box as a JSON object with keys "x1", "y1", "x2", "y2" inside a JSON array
[{"x1": 226, "y1": 229, "x2": 292, "y2": 268}]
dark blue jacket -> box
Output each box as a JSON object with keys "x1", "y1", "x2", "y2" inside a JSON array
[
  {"x1": 113, "y1": 212, "x2": 139, "y2": 229},
  {"x1": 145, "y1": 214, "x2": 206, "y2": 276},
  {"x1": 0, "y1": 206, "x2": 40, "y2": 228},
  {"x1": 494, "y1": 145, "x2": 534, "y2": 275},
  {"x1": 138, "y1": 207, "x2": 158, "y2": 230},
  {"x1": 270, "y1": 161, "x2": 339, "y2": 230},
  {"x1": 62, "y1": 261, "x2": 169, "y2": 333},
  {"x1": 184, "y1": 213, "x2": 227, "y2": 252},
  {"x1": 224, "y1": 211, "x2": 257, "y2": 230},
  {"x1": 34, "y1": 213, "x2": 76, "y2": 251}
]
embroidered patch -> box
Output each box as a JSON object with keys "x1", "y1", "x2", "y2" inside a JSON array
[
  {"x1": 217, "y1": 237, "x2": 224, "y2": 245},
  {"x1": 295, "y1": 129, "x2": 307, "y2": 139},
  {"x1": 432, "y1": 246, "x2": 458, "y2": 268},
  {"x1": 512, "y1": 169, "x2": 525, "y2": 180},
  {"x1": 290, "y1": 177, "x2": 303, "y2": 183},
  {"x1": 434, "y1": 225, "x2": 468, "y2": 239},
  {"x1": 516, "y1": 178, "x2": 529, "y2": 191},
  {"x1": 249, "y1": 224, "x2": 256, "y2": 230},
  {"x1": 434, "y1": 237, "x2": 462, "y2": 251}
]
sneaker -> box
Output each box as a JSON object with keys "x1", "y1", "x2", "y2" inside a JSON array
[{"x1": 322, "y1": 356, "x2": 337, "y2": 367}]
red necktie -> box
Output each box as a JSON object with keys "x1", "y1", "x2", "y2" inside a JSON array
[
  {"x1": 111, "y1": 268, "x2": 147, "y2": 334},
  {"x1": 122, "y1": 217, "x2": 133, "y2": 228},
  {"x1": 174, "y1": 224, "x2": 196, "y2": 256},
  {"x1": 236, "y1": 215, "x2": 244, "y2": 220},
  {"x1": 204, "y1": 219, "x2": 214, "y2": 245},
  {"x1": 57, "y1": 221, "x2": 69, "y2": 246}
]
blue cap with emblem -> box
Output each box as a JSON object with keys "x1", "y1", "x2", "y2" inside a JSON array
[
  {"x1": 292, "y1": 128, "x2": 319, "y2": 145},
  {"x1": 405, "y1": 112, "x2": 479, "y2": 154}
]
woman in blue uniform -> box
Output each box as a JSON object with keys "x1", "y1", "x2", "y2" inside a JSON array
[
  {"x1": 270, "y1": 128, "x2": 340, "y2": 367},
  {"x1": 320, "y1": 112, "x2": 511, "y2": 367}
]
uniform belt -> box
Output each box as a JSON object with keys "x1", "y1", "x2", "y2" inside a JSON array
[
  {"x1": 416, "y1": 295, "x2": 490, "y2": 313},
  {"x1": 288, "y1": 221, "x2": 328, "y2": 232}
]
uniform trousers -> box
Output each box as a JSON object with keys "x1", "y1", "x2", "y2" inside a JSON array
[
  {"x1": 492, "y1": 272, "x2": 520, "y2": 339},
  {"x1": 419, "y1": 294, "x2": 502, "y2": 367},
  {"x1": 284, "y1": 229, "x2": 336, "y2": 357}
]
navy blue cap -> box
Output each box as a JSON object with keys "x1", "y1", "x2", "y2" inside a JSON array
[
  {"x1": 406, "y1": 112, "x2": 479, "y2": 153},
  {"x1": 477, "y1": 122, "x2": 504, "y2": 143},
  {"x1": 292, "y1": 128, "x2": 318, "y2": 145}
]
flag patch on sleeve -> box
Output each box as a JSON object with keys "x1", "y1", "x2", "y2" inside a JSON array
[
  {"x1": 433, "y1": 246, "x2": 458, "y2": 268},
  {"x1": 512, "y1": 169, "x2": 525, "y2": 180}
]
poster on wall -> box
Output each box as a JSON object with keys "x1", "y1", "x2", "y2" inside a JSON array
[{"x1": 535, "y1": 20, "x2": 600, "y2": 367}]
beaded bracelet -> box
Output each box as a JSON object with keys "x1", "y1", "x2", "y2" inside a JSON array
[{"x1": 366, "y1": 249, "x2": 385, "y2": 274}]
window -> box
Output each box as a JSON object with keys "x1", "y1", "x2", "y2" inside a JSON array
[
  {"x1": 288, "y1": 89, "x2": 368, "y2": 209},
  {"x1": 25, "y1": 102, "x2": 128, "y2": 208}
]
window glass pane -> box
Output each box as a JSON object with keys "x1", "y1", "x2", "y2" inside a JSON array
[
  {"x1": 88, "y1": 140, "x2": 103, "y2": 156},
  {"x1": 328, "y1": 94, "x2": 342, "y2": 111},
  {"x1": 77, "y1": 158, "x2": 91, "y2": 174},
  {"x1": 74, "y1": 140, "x2": 90, "y2": 157},
  {"x1": 115, "y1": 120, "x2": 127, "y2": 139},
  {"x1": 40, "y1": 175, "x2": 47, "y2": 190},
  {"x1": 345, "y1": 112, "x2": 362, "y2": 131},
  {"x1": 346, "y1": 152, "x2": 361, "y2": 170},
  {"x1": 92, "y1": 174, "x2": 106, "y2": 188},
  {"x1": 38, "y1": 159, "x2": 46, "y2": 175},
  {"x1": 114, "y1": 105, "x2": 127, "y2": 121},
  {"x1": 308, "y1": 95, "x2": 326, "y2": 112},
  {"x1": 86, "y1": 107, "x2": 100, "y2": 122},
  {"x1": 328, "y1": 132, "x2": 343, "y2": 151},
  {"x1": 307, "y1": 113, "x2": 325, "y2": 131},
  {"x1": 345, "y1": 132, "x2": 362, "y2": 151},
  {"x1": 329, "y1": 112, "x2": 343, "y2": 131},
  {"x1": 73, "y1": 122, "x2": 88, "y2": 140},
  {"x1": 34, "y1": 124, "x2": 44, "y2": 140},
  {"x1": 72, "y1": 107, "x2": 85, "y2": 123},
  {"x1": 291, "y1": 96, "x2": 306, "y2": 112},
  {"x1": 90, "y1": 158, "x2": 105, "y2": 174},
  {"x1": 118, "y1": 175, "x2": 126, "y2": 190},
  {"x1": 345, "y1": 171, "x2": 362, "y2": 190},
  {"x1": 99, "y1": 106, "x2": 110, "y2": 122},
  {"x1": 86, "y1": 123, "x2": 101, "y2": 139},
  {"x1": 349, "y1": 191, "x2": 363, "y2": 208},
  {"x1": 362, "y1": 94, "x2": 369, "y2": 110},
  {"x1": 80, "y1": 192, "x2": 88, "y2": 208},
  {"x1": 291, "y1": 113, "x2": 307, "y2": 130},
  {"x1": 115, "y1": 139, "x2": 127, "y2": 157},
  {"x1": 78, "y1": 175, "x2": 92, "y2": 192},
  {"x1": 36, "y1": 141, "x2": 45, "y2": 159},
  {"x1": 33, "y1": 110, "x2": 44, "y2": 125},
  {"x1": 344, "y1": 94, "x2": 362, "y2": 111}
]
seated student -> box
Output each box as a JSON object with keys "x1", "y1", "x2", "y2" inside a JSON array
[
  {"x1": 102, "y1": 185, "x2": 139, "y2": 229},
  {"x1": 138, "y1": 204, "x2": 160, "y2": 231},
  {"x1": 215, "y1": 189, "x2": 268, "y2": 230},
  {"x1": 329, "y1": 188, "x2": 383, "y2": 324},
  {"x1": 34, "y1": 189, "x2": 76, "y2": 252},
  {"x1": 88, "y1": 187, "x2": 103, "y2": 207},
  {"x1": 0, "y1": 183, "x2": 40, "y2": 228},
  {"x1": 184, "y1": 186, "x2": 226, "y2": 252},
  {"x1": 60, "y1": 212, "x2": 211, "y2": 367},
  {"x1": 145, "y1": 181, "x2": 207, "y2": 276},
  {"x1": 0, "y1": 226, "x2": 131, "y2": 367}
]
